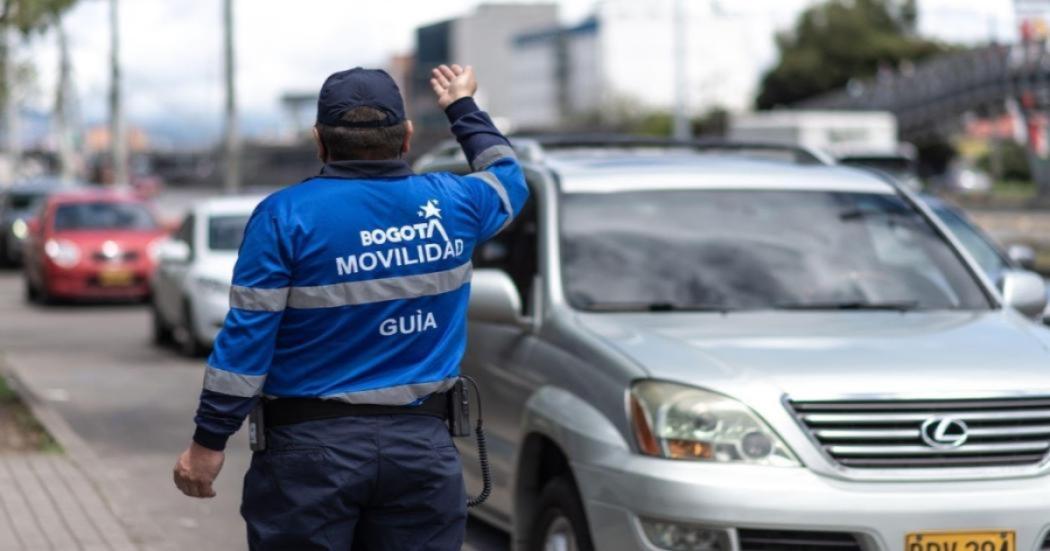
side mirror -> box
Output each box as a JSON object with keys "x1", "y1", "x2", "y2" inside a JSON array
[
  {"x1": 158, "y1": 240, "x2": 191, "y2": 264},
  {"x1": 1007, "y1": 244, "x2": 1037, "y2": 271},
  {"x1": 999, "y1": 269, "x2": 1048, "y2": 319},
  {"x1": 469, "y1": 269, "x2": 523, "y2": 326}
]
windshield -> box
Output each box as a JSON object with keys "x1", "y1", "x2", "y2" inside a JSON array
[
  {"x1": 6, "y1": 192, "x2": 44, "y2": 212},
  {"x1": 926, "y1": 202, "x2": 1008, "y2": 280},
  {"x1": 53, "y1": 202, "x2": 158, "y2": 232},
  {"x1": 560, "y1": 189, "x2": 990, "y2": 312},
  {"x1": 208, "y1": 215, "x2": 249, "y2": 251}
]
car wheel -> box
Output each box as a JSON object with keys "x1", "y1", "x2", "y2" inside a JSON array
[
  {"x1": 23, "y1": 274, "x2": 38, "y2": 303},
  {"x1": 151, "y1": 300, "x2": 175, "y2": 346},
  {"x1": 177, "y1": 299, "x2": 206, "y2": 358},
  {"x1": 530, "y1": 476, "x2": 594, "y2": 551},
  {"x1": 25, "y1": 273, "x2": 53, "y2": 305}
]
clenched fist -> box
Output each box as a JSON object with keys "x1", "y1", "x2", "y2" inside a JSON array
[
  {"x1": 430, "y1": 64, "x2": 477, "y2": 109},
  {"x1": 173, "y1": 442, "x2": 224, "y2": 498}
]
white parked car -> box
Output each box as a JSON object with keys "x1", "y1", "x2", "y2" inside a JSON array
[{"x1": 150, "y1": 196, "x2": 262, "y2": 356}]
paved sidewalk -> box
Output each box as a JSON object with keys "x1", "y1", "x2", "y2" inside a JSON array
[{"x1": 0, "y1": 454, "x2": 135, "y2": 551}]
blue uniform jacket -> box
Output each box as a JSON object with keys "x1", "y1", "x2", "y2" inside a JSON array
[{"x1": 193, "y1": 98, "x2": 529, "y2": 450}]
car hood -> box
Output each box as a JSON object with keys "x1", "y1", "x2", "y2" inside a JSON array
[{"x1": 576, "y1": 310, "x2": 1050, "y2": 400}]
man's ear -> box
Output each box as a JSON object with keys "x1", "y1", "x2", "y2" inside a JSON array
[
  {"x1": 401, "y1": 120, "x2": 414, "y2": 156},
  {"x1": 312, "y1": 126, "x2": 327, "y2": 163}
]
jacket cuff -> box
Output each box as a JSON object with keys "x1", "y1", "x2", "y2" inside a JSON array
[
  {"x1": 444, "y1": 97, "x2": 479, "y2": 123},
  {"x1": 193, "y1": 426, "x2": 229, "y2": 451}
]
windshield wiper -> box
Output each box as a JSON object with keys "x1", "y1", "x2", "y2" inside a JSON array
[
  {"x1": 775, "y1": 300, "x2": 919, "y2": 311},
  {"x1": 583, "y1": 302, "x2": 734, "y2": 313}
]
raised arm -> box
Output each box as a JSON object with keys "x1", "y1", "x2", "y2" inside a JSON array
[{"x1": 431, "y1": 64, "x2": 529, "y2": 240}]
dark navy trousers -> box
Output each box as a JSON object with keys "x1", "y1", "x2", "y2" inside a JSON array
[{"x1": 241, "y1": 414, "x2": 467, "y2": 550}]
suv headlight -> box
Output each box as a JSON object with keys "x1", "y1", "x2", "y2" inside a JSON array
[
  {"x1": 44, "y1": 238, "x2": 81, "y2": 268},
  {"x1": 629, "y1": 381, "x2": 799, "y2": 466}
]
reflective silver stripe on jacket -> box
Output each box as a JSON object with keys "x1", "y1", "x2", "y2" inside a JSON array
[
  {"x1": 467, "y1": 171, "x2": 514, "y2": 231},
  {"x1": 230, "y1": 285, "x2": 289, "y2": 312},
  {"x1": 203, "y1": 365, "x2": 266, "y2": 397},
  {"x1": 287, "y1": 261, "x2": 473, "y2": 309},
  {"x1": 322, "y1": 377, "x2": 458, "y2": 405},
  {"x1": 471, "y1": 144, "x2": 517, "y2": 171}
]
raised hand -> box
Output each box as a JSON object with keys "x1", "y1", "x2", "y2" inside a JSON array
[{"x1": 430, "y1": 64, "x2": 477, "y2": 109}]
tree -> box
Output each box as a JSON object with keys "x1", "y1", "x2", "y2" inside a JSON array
[
  {"x1": 756, "y1": 0, "x2": 946, "y2": 109},
  {"x1": 0, "y1": 0, "x2": 79, "y2": 174}
]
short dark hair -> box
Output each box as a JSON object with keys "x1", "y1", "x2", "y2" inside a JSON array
[{"x1": 315, "y1": 106, "x2": 407, "y2": 161}]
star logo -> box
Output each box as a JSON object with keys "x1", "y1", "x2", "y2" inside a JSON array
[{"x1": 418, "y1": 199, "x2": 442, "y2": 219}]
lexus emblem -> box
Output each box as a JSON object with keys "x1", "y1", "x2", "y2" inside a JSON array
[{"x1": 920, "y1": 417, "x2": 969, "y2": 448}]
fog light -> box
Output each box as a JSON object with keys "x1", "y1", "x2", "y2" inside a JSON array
[
  {"x1": 741, "y1": 431, "x2": 773, "y2": 459},
  {"x1": 640, "y1": 519, "x2": 729, "y2": 551}
]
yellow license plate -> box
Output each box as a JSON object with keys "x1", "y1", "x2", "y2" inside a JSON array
[
  {"x1": 906, "y1": 531, "x2": 1014, "y2": 551},
  {"x1": 98, "y1": 269, "x2": 134, "y2": 287}
]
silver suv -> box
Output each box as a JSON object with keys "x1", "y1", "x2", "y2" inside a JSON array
[{"x1": 417, "y1": 138, "x2": 1050, "y2": 551}]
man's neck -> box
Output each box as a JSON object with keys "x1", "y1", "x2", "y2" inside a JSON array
[{"x1": 319, "y1": 158, "x2": 414, "y2": 179}]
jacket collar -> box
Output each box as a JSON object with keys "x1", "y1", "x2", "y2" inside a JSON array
[{"x1": 318, "y1": 159, "x2": 414, "y2": 179}]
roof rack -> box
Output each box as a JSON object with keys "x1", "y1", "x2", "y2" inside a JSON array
[
  {"x1": 413, "y1": 134, "x2": 835, "y2": 170},
  {"x1": 510, "y1": 134, "x2": 835, "y2": 166}
]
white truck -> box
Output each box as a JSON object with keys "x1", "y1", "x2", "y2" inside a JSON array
[{"x1": 730, "y1": 110, "x2": 921, "y2": 190}]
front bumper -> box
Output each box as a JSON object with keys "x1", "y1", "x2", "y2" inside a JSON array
[
  {"x1": 575, "y1": 455, "x2": 1050, "y2": 551},
  {"x1": 45, "y1": 265, "x2": 152, "y2": 300}
]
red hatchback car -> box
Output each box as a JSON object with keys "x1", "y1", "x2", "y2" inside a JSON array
[{"x1": 22, "y1": 190, "x2": 168, "y2": 303}]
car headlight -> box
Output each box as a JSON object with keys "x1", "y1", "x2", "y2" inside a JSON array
[
  {"x1": 147, "y1": 238, "x2": 165, "y2": 262},
  {"x1": 629, "y1": 381, "x2": 799, "y2": 466},
  {"x1": 44, "y1": 238, "x2": 81, "y2": 268},
  {"x1": 194, "y1": 276, "x2": 231, "y2": 297},
  {"x1": 11, "y1": 218, "x2": 27, "y2": 240}
]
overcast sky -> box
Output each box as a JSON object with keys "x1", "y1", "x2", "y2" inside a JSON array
[{"x1": 14, "y1": 0, "x2": 1021, "y2": 147}]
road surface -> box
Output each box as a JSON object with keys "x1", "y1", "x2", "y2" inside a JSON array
[{"x1": 0, "y1": 270, "x2": 509, "y2": 550}]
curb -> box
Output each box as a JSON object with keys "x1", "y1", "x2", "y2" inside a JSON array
[{"x1": 1, "y1": 354, "x2": 174, "y2": 551}]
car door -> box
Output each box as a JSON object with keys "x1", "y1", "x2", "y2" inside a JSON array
[{"x1": 460, "y1": 187, "x2": 540, "y2": 520}]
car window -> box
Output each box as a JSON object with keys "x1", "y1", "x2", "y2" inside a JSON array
[
  {"x1": 208, "y1": 215, "x2": 249, "y2": 252},
  {"x1": 927, "y1": 203, "x2": 1008, "y2": 280},
  {"x1": 472, "y1": 186, "x2": 538, "y2": 313},
  {"x1": 560, "y1": 189, "x2": 990, "y2": 312},
  {"x1": 6, "y1": 192, "x2": 44, "y2": 211},
  {"x1": 53, "y1": 202, "x2": 158, "y2": 232}
]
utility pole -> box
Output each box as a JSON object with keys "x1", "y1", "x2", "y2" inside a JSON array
[
  {"x1": 109, "y1": 0, "x2": 128, "y2": 187},
  {"x1": 671, "y1": 0, "x2": 692, "y2": 141},
  {"x1": 55, "y1": 15, "x2": 75, "y2": 182},
  {"x1": 223, "y1": 0, "x2": 240, "y2": 194},
  {"x1": 3, "y1": 29, "x2": 20, "y2": 180}
]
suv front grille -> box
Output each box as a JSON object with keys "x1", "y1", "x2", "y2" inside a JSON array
[
  {"x1": 789, "y1": 397, "x2": 1050, "y2": 469},
  {"x1": 736, "y1": 529, "x2": 862, "y2": 550}
]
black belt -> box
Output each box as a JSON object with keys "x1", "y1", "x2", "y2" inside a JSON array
[{"x1": 262, "y1": 393, "x2": 448, "y2": 428}]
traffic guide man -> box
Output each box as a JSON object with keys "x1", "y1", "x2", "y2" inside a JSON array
[{"x1": 172, "y1": 64, "x2": 528, "y2": 549}]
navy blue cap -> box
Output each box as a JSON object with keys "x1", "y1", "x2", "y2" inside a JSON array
[{"x1": 316, "y1": 67, "x2": 406, "y2": 128}]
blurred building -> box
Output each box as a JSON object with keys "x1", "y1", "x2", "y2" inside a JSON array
[
  {"x1": 511, "y1": 0, "x2": 806, "y2": 131},
  {"x1": 386, "y1": 53, "x2": 416, "y2": 114},
  {"x1": 410, "y1": 3, "x2": 558, "y2": 138}
]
